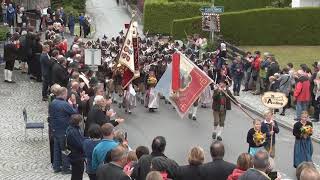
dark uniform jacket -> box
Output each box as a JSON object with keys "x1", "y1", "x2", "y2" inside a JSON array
[
  {"x1": 199, "y1": 159, "x2": 236, "y2": 180},
  {"x1": 51, "y1": 62, "x2": 69, "y2": 87},
  {"x1": 86, "y1": 105, "x2": 119, "y2": 128},
  {"x1": 96, "y1": 162, "x2": 130, "y2": 180}
]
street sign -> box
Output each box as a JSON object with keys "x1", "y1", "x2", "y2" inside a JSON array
[{"x1": 200, "y1": 6, "x2": 224, "y2": 14}]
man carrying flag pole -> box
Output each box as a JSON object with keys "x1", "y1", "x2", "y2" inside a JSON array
[
  {"x1": 116, "y1": 20, "x2": 140, "y2": 114},
  {"x1": 155, "y1": 50, "x2": 213, "y2": 118}
]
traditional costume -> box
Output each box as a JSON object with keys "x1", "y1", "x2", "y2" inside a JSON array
[
  {"x1": 145, "y1": 73, "x2": 159, "y2": 112},
  {"x1": 293, "y1": 121, "x2": 313, "y2": 168}
]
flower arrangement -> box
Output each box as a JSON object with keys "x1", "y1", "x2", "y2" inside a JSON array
[
  {"x1": 147, "y1": 76, "x2": 157, "y2": 86},
  {"x1": 253, "y1": 131, "x2": 266, "y2": 146},
  {"x1": 300, "y1": 125, "x2": 313, "y2": 137}
]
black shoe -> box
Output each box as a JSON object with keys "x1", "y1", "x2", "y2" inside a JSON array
[
  {"x1": 312, "y1": 119, "x2": 319, "y2": 122},
  {"x1": 280, "y1": 112, "x2": 285, "y2": 116},
  {"x1": 212, "y1": 132, "x2": 217, "y2": 140},
  {"x1": 42, "y1": 97, "x2": 48, "y2": 101},
  {"x1": 242, "y1": 89, "x2": 249, "y2": 91},
  {"x1": 188, "y1": 114, "x2": 192, "y2": 119},
  {"x1": 61, "y1": 170, "x2": 72, "y2": 174},
  {"x1": 128, "y1": 111, "x2": 132, "y2": 114},
  {"x1": 192, "y1": 116, "x2": 197, "y2": 121},
  {"x1": 217, "y1": 136, "x2": 222, "y2": 141},
  {"x1": 30, "y1": 76, "x2": 36, "y2": 80},
  {"x1": 4, "y1": 80, "x2": 9, "y2": 83},
  {"x1": 53, "y1": 169, "x2": 61, "y2": 173},
  {"x1": 7, "y1": 80, "x2": 15, "y2": 83}
]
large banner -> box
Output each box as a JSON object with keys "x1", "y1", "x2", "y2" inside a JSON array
[
  {"x1": 119, "y1": 21, "x2": 140, "y2": 89},
  {"x1": 155, "y1": 51, "x2": 213, "y2": 118}
]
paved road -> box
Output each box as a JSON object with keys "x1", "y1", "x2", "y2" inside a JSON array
[
  {"x1": 0, "y1": 1, "x2": 318, "y2": 180},
  {"x1": 86, "y1": 0, "x2": 132, "y2": 39}
]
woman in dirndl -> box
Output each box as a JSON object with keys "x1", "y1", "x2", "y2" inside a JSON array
[
  {"x1": 293, "y1": 111, "x2": 313, "y2": 168},
  {"x1": 247, "y1": 119, "x2": 265, "y2": 156}
]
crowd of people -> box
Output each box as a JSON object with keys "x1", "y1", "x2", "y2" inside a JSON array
[{"x1": 1, "y1": 2, "x2": 320, "y2": 178}]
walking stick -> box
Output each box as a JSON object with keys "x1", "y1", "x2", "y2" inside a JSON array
[{"x1": 269, "y1": 124, "x2": 274, "y2": 155}]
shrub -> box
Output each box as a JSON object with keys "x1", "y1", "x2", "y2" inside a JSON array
[
  {"x1": 0, "y1": 26, "x2": 9, "y2": 41},
  {"x1": 143, "y1": 0, "x2": 209, "y2": 35},
  {"x1": 171, "y1": 7, "x2": 320, "y2": 45},
  {"x1": 171, "y1": 16, "x2": 207, "y2": 40}
]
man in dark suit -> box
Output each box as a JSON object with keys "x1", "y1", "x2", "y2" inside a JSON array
[
  {"x1": 40, "y1": 44, "x2": 51, "y2": 101},
  {"x1": 96, "y1": 145, "x2": 131, "y2": 180},
  {"x1": 51, "y1": 56, "x2": 70, "y2": 87},
  {"x1": 200, "y1": 141, "x2": 236, "y2": 180},
  {"x1": 132, "y1": 136, "x2": 178, "y2": 180}
]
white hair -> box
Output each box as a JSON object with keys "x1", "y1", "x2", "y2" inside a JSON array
[{"x1": 93, "y1": 95, "x2": 104, "y2": 106}]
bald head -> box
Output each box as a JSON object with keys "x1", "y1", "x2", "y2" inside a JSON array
[
  {"x1": 300, "y1": 167, "x2": 320, "y2": 180},
  {"x1": 210, "y1": 141, "x2": 225, "y2": 160}
]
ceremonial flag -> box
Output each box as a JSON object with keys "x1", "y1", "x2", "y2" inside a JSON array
[
  {"x1": 155, "y1": 51, "x2": 213, "y2": 118},
  {"x1": 118, "y1": 21, "x2": 140, "y2": 89}
]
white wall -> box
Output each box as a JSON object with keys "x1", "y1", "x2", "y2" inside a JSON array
[{"x1": 292, "y1": 0, "x2": 320, "y2": 7}]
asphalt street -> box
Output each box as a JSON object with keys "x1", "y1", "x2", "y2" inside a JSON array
[{"x1": 114, "y1": 98, "x2": 320, "y2": 180}]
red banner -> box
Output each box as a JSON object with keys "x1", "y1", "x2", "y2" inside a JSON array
[{"x1": 172, "y1": 53, "x2": 180, "y2": 92}]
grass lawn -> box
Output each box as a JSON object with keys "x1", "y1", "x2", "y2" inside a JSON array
[{"x1": 239, "y1": 46, "x2": 320, "y2": 69}]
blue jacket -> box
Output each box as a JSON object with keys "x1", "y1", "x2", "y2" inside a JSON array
[
  {"x1": 66, "y1": 124, "x2": 84, "y2": 161},
  {"x1": 83, "y1": 139, "x2": 102, "y2": 174},
  {"x1": 49, "y1": 98, "x2": 78, "y2": 135},
  {"x1": 68, "y1": 15, "x2": 75, "y2": 27},
  {"x1": 91, "y1": 139, "x2": 118, "y2": 171}
]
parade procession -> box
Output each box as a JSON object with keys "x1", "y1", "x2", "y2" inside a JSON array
[{"x1": 1, "y1": 0, "x2": 320, "y2": 180}]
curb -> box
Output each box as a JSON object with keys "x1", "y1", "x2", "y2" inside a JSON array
[{"x1": 239, "y1": 101, "x2": 320, "y2": 144}]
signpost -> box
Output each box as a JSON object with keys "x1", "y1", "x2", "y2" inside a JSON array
[
  {"x1": 261, "y1": 92, "x2": 288, "y2": 109},
  {"x1": 85, "y1": 49, "x2": 102, "y2": 71},
  {"x1": 200, "y1": 2, "x2": 224, "y2": 43}
]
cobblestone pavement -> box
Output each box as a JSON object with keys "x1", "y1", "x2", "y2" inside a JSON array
[
  {"x1": 0, "y1": 65, "x2": 89, "y2": 179},
  {"x1": 235, "y1": 87, "x2": 320, "y2": 141}
]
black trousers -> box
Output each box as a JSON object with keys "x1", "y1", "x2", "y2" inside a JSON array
[
  {"x1": 88, "y1": 174, "x2": 97, "y2": 180},
  {"x1": 71, "y1": 159, "x2": 84, "y2": 180}
]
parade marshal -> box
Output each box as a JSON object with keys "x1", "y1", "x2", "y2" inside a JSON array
[{"x1": 261, "y1": 91, "x2": 288, "y2": 109}]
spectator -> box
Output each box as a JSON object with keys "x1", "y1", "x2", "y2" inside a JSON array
[
  {"x1": 268, "y1": 75, "x2": 279, "y2": 92},
  {"x1": 83, "y1": 124, "x2": 102, "y2": 180},
  {"x1": 96, "y1": 145, "x2": 132, "y2": 180},
  {"x1": 135, "y1": 146, "x2": 150, "y2": 160},
  {"x1": 175, "y1": 146, "x2": 205, "y2": 180},
  {"x1": 66, "y1": 114, "x2": 85, "y2": 180},
  {"x1": 49, "y1": 87, "x2": 78, "y2": 173},
  {"x1": 68, "y1": 13, "x2": 75, "y2": 36},
  {"x1": 124, "y1": 151, "x2": 138, "y2": 174},
  {"x1": 86, "y1": 95, "x2": 124, "y2": 129},
  {"x1": 247, "y1": 119, "x2": 265, "y2": 156},
  {"x1": 91, "y1": 123, "x2": 118, "y2": 171},
  {"x1": 296, "y1": 162, "x2": 316, "y2": 180},
  {"x1": 150, "y1": 156, "x2": 172, "y2": 180},
  {"x1": 40, "y1": 44, "x2": 51, "y2": 101},
  {"x1": 278, "y1": 68, "x2": 291, "y2": 116},
  {"x1": 2, "y1": 2, "x2": 7, "y2": 25},
  {"x1": 300, "y1": 166, "x2": 320, "y2": 180},
  {"x1": 261, "y1": 110, "x2": 279, "y2": 158},
  {"x1": 312, "y1": 71, "x2": 320, "y2": 122},
  {"x1": 230, "y1": 56, "x2": 244, "y2": 96},
  {"x1": 132, "y1": 136, "x2": 178, "y2": 180},
  {"x1": 251, "y1": 51, "x2": 262, "y2": 95},
  {"x1": 6, "y1": 3, "x2": 14, "y2": 27},
  {"x1": 294, "y1": 70, "x2": 311, "y2": 120},
  {"x1": 51, "y1": 56, "x2": 70, "y2": 87},
  {"x1": 243, "y1": 52, "x2": 253, "y2": 91},
  {"x1": 239, "y1": 149, "x2": 270, "y2": 180},
  {"x1": 228, "y1": 153, "x2": 253, "y2": 180},
  {"x1": 200, "y1": 141, "x2": 236, "y2": 180},
  {"x1": 146, "y1": 171, "x2": 163, "y2": 180},
  {"x1": 266, "y1": 56, "x2": 280, "y2": 89}
]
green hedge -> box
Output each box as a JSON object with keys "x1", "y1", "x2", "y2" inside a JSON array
[
  {"x1": 171, "y1": 7, "x2": 320, "y2": 45},
  {"x1": 0, "y1": 26, "x2": 9, "y2": 41},
  {"x1": 167, "y1": 0, "x2": 210, "y2": 2},
  {"x1": 143, "y1": 1, "x2": 208, "y2": 35},
  {"x1": 52, "y1": 0, "x2": 85, "y2": 14},
  {"x1": 171, "y1": 16, "x2": 206, "y2": 40}
]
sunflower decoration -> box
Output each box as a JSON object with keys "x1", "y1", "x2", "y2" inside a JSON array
[
  {"x1": 253, "y1": 131, "x2": 266, "y2": 146},
  {"x1": 147, "y1": 76, "x2": 158, "y2": 87},
  {"x1": 300, "y1": 125, "x2": 313, "y2": 137}
]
